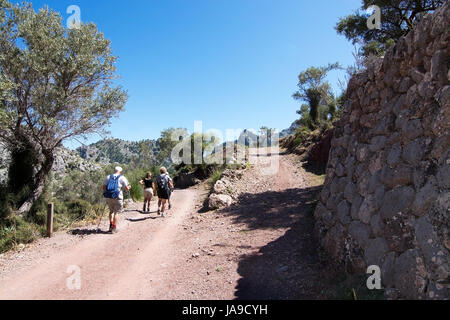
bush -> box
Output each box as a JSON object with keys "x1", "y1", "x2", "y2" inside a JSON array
[
  {"x1": 66, "y1": 199, "x2": 92, "y2": 220},
  {"x1": 293, "y1": 127, "x2": 312, "y2": 147},
  {"x1": 0, "y1": 216, "x2": 39, "y2": 253}
]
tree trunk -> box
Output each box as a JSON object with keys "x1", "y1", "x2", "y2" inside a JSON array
[{"x1": 17, "y1": 149, "x2": 54, "y2": 215}]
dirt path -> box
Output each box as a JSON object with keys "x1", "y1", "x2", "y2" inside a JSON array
[{"x1": 0, "y1": 150, "x2": 325, "y2": 300}]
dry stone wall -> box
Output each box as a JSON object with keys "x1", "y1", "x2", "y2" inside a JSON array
[{"x1": 314, "y1": 3, "x2": 449, "y2": 300}]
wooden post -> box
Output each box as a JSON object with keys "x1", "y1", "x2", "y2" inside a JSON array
[{"x1": 47, "y1": 203, "x2": 54, "y2": 238}]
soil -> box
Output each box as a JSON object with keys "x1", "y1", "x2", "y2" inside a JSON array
[{"x1": 0, "y1": 150, "x2": 327, "y2": 300}]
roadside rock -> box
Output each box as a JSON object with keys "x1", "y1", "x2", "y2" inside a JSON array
[{"x1": 208, "y1": 194, "x2": 233, "y2": 210}]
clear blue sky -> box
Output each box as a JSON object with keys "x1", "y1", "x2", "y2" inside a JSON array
[{"x1": 20, "y1": 0, "x2": 361, "y2": 148}]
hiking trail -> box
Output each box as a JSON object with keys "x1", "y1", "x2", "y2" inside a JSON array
[{"x1": 0, "y1": 150, "x2": 325, "y2": 299}]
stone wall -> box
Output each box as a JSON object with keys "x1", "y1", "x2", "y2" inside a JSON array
[{"x1": 314, "y1": 3, "x2": 449, "y2": 300}]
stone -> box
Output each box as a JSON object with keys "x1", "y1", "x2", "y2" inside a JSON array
[
  {"x1": 411, "y1": 181, "x2": 438, "y2": 216},
  {"x1": 380, "y1": 186, "x2": 415, "y2": 220},
  {"x1": 364, "y1": 238, "x2": 389, "y2": 266},
  {"x1": 402, "y1": 139, "x2": 426, "y2": 166},
  {"x1": 369, "y1": 136, "x2": 387, "y2": 152},
  {"x1": 337, "y1": 200, "x2": 351, "y2": 225},
  {"x1": 351, "y1": 194, "x2": 363, "y2": 220},
  {"x1": 349, "y1": 221, "x2": 371, "y2": 247},
  {"x1": 394, "y1": 249, "x2": 428, "y2": 299},
  {"x1": 213, "y1": 180, "x2": 228, "y2": 194},
  {"x1": 370, "y1": 214, "x2": 385, "y2": 237},
  {"x1": 436, "y1": 164, "x2": 450, "y2": 189},
  {"x1": 208, "y1": 194, "x2": 233, "y2": 210},
  {"x1": 402, "y1": 119, "x2": 423, "y2": 141},
  {"x1": 381, "y1": 252, "x2": 397, "y2": 288},
  {"x1": 410, "y1": 68, "x2": 425, "y2": 84},
  {"x1": 414, "y1": 216, "x2": 443, "y2": 269},
  {"x1": 358, "y1": 195, "x2": 378, "y2": 224},
  {"x1": 356, "y1": 144, "x2": 370, "y2": 162},
  {"x1": 380, "y1": 165, "x2": 413, "y2": 189},
  {"x1": 344, "y1": 182, "x2": 357, "y2": 203},
  {"x1": 324, "y1": 224, "x2": 346, "y2": 260},
  {"x1": 387, "y1": 144, "x2": 402, "y2": 167},
  {"x1": 398, "y1": 77, "x2": 413, "y2": 93},
  {"x1": 335, "y1": 163, "x2": 345, "y2": 177},
  {"x1": 431, "y1": 50, "x2": 448, "y2": 85}
]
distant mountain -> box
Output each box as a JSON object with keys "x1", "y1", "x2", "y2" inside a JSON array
[
  {"x1": 76, "y1": 138, "x2": 159, "y2": 164},
  {"x1": 280, "y1": 120, "x2": 300, "y2": 138}
]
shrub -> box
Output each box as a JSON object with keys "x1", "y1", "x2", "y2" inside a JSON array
[
  {"x1": 0, "y1": 216, "x2": 39, "y2": 253},
  {"x1": 66, "y1": 199, "x2": 92, "y2": 220},
  {"x1": 209, "y1": 169, "x2": 223, "y2": 189}
]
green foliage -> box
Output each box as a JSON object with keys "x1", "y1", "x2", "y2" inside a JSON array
[
  {"x1": 293, "y1": 63, "x2": 342, "y2": 131},
  {"x1": 336, "y1": 0, "x2": 445, "y2": 57},
  {"x1": 0, "y1": 0, "x2": 127, "y2": 213},
  {"x1": 293, "y1": 127, "x2": 312, "y2": 147},
  {"x1": 156, "y1": 128, "x2": 189, "y2": 165},
  {"x1": 209, "y1": 169, "x2": 223, "y2": 190},
  {"x1": 66, "y1": 200, "x2": 92, "y2": 220},
  {"x1": 0, "y1": 216, "x2": 40, "y2": 253}
]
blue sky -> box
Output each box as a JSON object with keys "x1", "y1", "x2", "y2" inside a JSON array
[{"x1": 19, "y1": 0, "x2": 361, "y2": 148}]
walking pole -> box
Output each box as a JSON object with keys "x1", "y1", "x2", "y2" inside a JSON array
[{"x1": 96, "y1": 204, "x2": 107, "y2": 233}]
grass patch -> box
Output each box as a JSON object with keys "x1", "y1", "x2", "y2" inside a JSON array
[
  {"x1": 208, "y1": 169, "x2": 223, "y2": 190},
  {"x1": 321, "y1": 270, "x2": 385, "y2": 300}
]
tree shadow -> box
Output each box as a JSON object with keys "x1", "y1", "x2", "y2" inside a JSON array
[
  {"x1": 218, "y1": 186, "x2": 326, "y2": 299},
  {"x1": 220, "y1": 186, "x2": 322, "y2": 231},
  {"x1": 70, "y1": 228, "x2": 111, "y2": 235}
]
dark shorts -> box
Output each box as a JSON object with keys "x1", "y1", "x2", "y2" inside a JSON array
[{"x1": 158, "y1": 188, "x2": 170, "y2": 200}]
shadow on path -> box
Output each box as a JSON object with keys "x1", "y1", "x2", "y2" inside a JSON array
[
  {"x1": 219, "y1": 186, "x2": 325, "y2": 299},
  {"x1": 70, "y1": 228, "x2": 111, "y2": 236}
]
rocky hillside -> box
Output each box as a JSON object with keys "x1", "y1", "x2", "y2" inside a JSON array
[
  {"x1": 76, "y1": 138, "x2": 159, "y2": 164},
  {"x1": 0, "y1": 144, "x2": 102, "y2": 185}
]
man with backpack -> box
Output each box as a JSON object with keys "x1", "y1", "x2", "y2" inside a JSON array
[
  {"x1": 156, "y1": 167, "x2": 173, "y2": 217},
  {"x1": 103, "y1": 166, "x2": 131, "y2": 233}
]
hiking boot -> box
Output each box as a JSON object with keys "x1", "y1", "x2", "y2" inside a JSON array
[{"x1": 157, "y1": 208, "x2": 161, "y2": 215}]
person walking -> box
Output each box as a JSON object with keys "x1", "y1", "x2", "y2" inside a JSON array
[
  {"x1": 156, "y1": 167, "x2": 173, "y2": 217},
  {"x1": 103, "y1": 166, "x2": 131, "y2": 233},
  {"x1": 139, "y1": 172, "x2": 154, "y2": 213}
]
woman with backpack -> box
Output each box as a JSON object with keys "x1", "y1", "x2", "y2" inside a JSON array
[
  {"x1": 139, "y1": 172, "x2": 154, "y2": 213},
  {"x1": 156, "y1": 167, "x2": 173, "y2": 217}
]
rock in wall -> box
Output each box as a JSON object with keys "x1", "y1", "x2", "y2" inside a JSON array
[{"x1": 314, "y1": 3, "x2": 449, "y2": 300}]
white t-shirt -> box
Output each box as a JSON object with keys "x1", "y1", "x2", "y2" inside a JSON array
[{"x1": 103, "y1": 174, "x2": 130, "y2": 200}]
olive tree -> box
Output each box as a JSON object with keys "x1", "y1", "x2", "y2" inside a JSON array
[
  {"x1": 292, "y1": 63, "x2": 340, "y2": 130},
  {"x1": 336, "y1": 0, "x2": 446, "y2": 56},
  {"x1": 0, "y1": 1, "x2": 127, "y2": 213}
]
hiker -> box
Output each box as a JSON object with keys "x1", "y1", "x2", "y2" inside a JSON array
[
  {"x1": 156, "y1": 167, "x2": 173, "y2": 217},
  {"x1": 103, "y1": 166, "x2": 131, "y2": 233},
  {"x1": 139, "y1": 172, "x2": 154, "y2": 212},
  {"x1": 166, "y1": 172, "x2": 174, "y2": 210}
]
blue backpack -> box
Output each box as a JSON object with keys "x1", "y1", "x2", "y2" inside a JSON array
[{"x1": 103, "y1": 174, "x2": 121, "y2": 199}]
